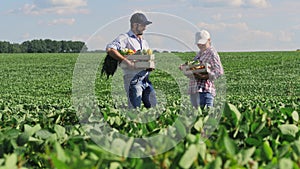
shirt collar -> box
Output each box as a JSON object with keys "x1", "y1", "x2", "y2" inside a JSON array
[
  {"x1": 202, "y1": 46, "x2": 212, "y2": 54},
  {"x1": 128, "y1": 30, "x2": 143, "y2": 39},
  {"x1": 195, "y1": 46, "x2": 212, "y2": 60}
]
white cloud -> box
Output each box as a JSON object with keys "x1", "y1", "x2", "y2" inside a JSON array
[
  {"x1": 201, "y1": 0, "x2": 244, "y2": 7},
  {"x1": 229, "y1": 0, "x2": 244, "y2": 7},
  {"x1": 32, "y1": 0, "x2": 87, "y2": 8},
  {"x1": 72, "y1": 35, "x2": 90, "y2": 43},
  {"x1": 195, "y1": 21, "x2": 277, "y2": 51},
  {"x1": 234, "y1": 13, "x2": 243, "y2": 19},
  {"x1": 229, "y1": 29, "x2": 273, "y2": 41},
  {"x1": 292, "y1": 24, "x2": 300, "y2": 30},
  {"x1": 212, "y1": 13, "x2": 243, "y2": 21},
  {"x1": 248, "y1": 30, "x2": 274, "y2": 39},
  {"x1": 11, "y1": 0, "x2": 88, "y2": 15},
  {"x1": 187, "y1": 0, "x2": 270, "y2": 8},
  {"x1": 19, "y1": 4, "x2": 40, "y2": 15},
  {"x1": 83, "y1": 34, "x2": 109, "y2": 51},
  {"x1": 43, "y1": 7, "x2": 89, "y2": 15},
  {"x1": 217, "y1": 29, "x2": 275, "y2": 51},
  {"x1": 212, "y1": 13, "x2": 222, "y2": 20},
  {"x1": 22, "y1": 33, "x2": 31, "y2": 39},
  {"x1": 197, "y1": 22, "x2": 248, "y2": 31},
  {"x1": 278, "y1": 31, "x2": 293, "y2": 42},
  {"x1": 47, "y1": 18, "x2": 76, "y2": 25},
  {"x1": 248, "y1": 0, "x2": 269, "y2": 8},
  {"x1": 45, "y1": 0, "x2": 87, "y2": 7}
]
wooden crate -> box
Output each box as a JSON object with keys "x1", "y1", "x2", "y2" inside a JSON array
[
  {"x1": 125, "y1": 54, "x2": 155, "y2": 61},
  {"x1": 135, "y1": 61, "x2": 155, "y2": 68},
  {"x1": 120, "y1": 54, "x2": 155, "y2": 69},
  {"x1": 182, "y1": 63, "x2": 211, "y2": 76}
]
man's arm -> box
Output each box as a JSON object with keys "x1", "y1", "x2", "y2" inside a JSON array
[
  {"x1": 107, "y1": 48, "x2": 126, "y2": 61},
  {"x1": 107, "y1": 48, "x2": 134, "y2": 68}
]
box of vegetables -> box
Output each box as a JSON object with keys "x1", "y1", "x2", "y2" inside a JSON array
[
  {"x1": 180, "y1": 61, "x2": 211, "y2": 76},
  {"x1": 119, "y1": 48, "x2": 155, "y2": 69}
]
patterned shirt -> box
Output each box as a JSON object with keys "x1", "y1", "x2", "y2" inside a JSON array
[
  {"x1": 106, "y1": 30, "x2": 150, "y2": 52},
  {"x1": 188, "y1": 46, "x2": 224, "y2": 96}
]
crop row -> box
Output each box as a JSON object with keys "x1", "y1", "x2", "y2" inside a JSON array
[{"x1": 0, "y1": 52, "x2": 299, "y2": 168}]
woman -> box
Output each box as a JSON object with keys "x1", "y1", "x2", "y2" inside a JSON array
[{"x1": 188, "y1": 30, "x2": 224, "y2": 109}]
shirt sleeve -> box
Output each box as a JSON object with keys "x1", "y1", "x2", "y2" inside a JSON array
[
  {"x1": 142, "y1": 40, "x2": 150, "y2": 50},
  {"x1": 193, "y1": 52, "x2": 201, "y2": 61},
  {"x1": 106, "y1": 33, "x2": 128, "y2": 51},
  {"x1": 208, "y1": 49, "x2": 224, "y2": 80}
]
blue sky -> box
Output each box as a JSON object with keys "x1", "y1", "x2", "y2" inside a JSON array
[{"x1": 1, "y1": 0, "x2": 299, "y2": 52}]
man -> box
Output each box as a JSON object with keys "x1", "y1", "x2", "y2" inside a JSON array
[{"x1": 106, "y1": 12, "x2": 157, "y2": 108}]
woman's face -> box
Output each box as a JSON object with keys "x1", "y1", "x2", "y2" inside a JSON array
[{"x1": 197, "y1": 39, "x2": 210, "y2": 51}]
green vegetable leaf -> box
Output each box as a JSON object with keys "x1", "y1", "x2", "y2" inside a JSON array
[
  {"x1": 224, "y1": 103, "x2": 241, "y2": 126},
  {"x1": 237, "y1": 147, "x2": 256, "y2": 165},
  {"x1": 55, "y1": 142, "x2": 68, "y2": 163},
  {"x1": 193, "y1": 118, "x2": 203, "y2": 132},
  {"x1": 54, "y1": 124, "x2": 66, "y2": 140},
  {"x1": 292, "y1": 138, "x2": 300, "y2": 156},
  {"x1": 224, "y1": 135, "x2": 237, "y2": 156},
  {"x1": 179, "y1": 144, "x2": 198, "y2": 169},
  {"x1": 279, "y1": 158, "x2": 293, "y2": 169},
  {"x1": 174, "y1": 119, "x2": 187, "y2": 138},
  {"x1": 35, "y1": 129, "x2": 53, "y2": 139},
  {"x1": 24, "y1": 124, "x2": 41, "y2": 136},
  {"x1": 5, "y1": 153, "x2": 17, "y2": 169},
  {"x1": 292, "y1": 111, "x2": 299, "y2": 122},
  {"x1": 245, "y1": 137, "x2": 261, "y2": 146},
  {"x1": 262, "y1": 141, "x2": 273, "y2": 161},
  {"x1": 204, "y1": 157, "x2": 222, "y2": 169},
  {"x1": 279, "y1": 124, "x2": 299, "y2": 137},
  {"x1": 17, "y1": 133, "x2": 29, "y2": 146}
]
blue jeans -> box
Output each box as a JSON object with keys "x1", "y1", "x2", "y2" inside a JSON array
[
  {"x1": 200, "y1": 92, "x2": 214, "y2": 108},
  {"x1": 190, "y1": 92, "x2": 214, "y2": 109},
  {"x1": 128, "y1": 70, "x2": 157, "y2": 108}
]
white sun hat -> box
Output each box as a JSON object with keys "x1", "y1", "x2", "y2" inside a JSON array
[{"x1": 195, "y1": 30, "x2": 210, "y2": 44}]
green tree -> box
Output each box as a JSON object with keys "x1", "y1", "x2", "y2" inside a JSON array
[
  {"x1": 0, "y1": 41, "x2": 10, "y2": 53},
  {"x1": 10, "y1": 43, "x2": 22, "y2": 53},
  {"x1": 1, "y1": 39, "x2": 87, "y2": 53},
  {"x1": 45, "y1": 39, "x2": 61, "y2": 53}
]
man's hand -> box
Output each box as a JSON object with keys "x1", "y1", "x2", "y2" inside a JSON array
[{"x1": 121, "y1": 58, "x2": 135, "y2": 69}]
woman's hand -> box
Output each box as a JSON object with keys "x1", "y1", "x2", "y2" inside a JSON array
[
  {"x1": 179, "y1": 64, "x2": 186, "y2": 70},
  {"x1": 193, "y1": 73, "x2": 209, "y2": 80}
]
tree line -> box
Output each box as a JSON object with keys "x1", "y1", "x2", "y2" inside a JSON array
[{"x1": 0, "y1": 39, "x2": 88, "y2": 53}]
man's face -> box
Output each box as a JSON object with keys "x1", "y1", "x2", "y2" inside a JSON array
[{"x1": 133, "y1": 23, "x2": 146, "y2": 35}]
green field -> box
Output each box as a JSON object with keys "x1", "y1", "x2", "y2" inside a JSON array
[{"x1": 0, "y1": 52, "x2": 299, "y2": 169}]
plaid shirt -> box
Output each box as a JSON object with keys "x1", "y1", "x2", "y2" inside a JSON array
[{"x1": 188, "y1": 46, "x2": 224, "y2": 96}]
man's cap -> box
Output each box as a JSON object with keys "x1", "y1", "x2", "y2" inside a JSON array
[
  {"x1": 195, "y1": 30, "x2": 210, "y2": 44},
  {"x1": 130, "y1": 13, "x2": 152, "y2": 25}
]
